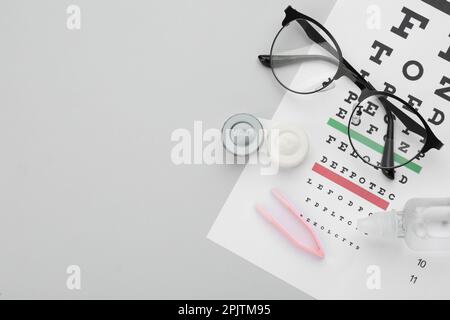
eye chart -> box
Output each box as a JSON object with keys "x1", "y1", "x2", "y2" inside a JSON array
[{"x1": 208, "y1": 0, "x2": 450, "y2": 299}]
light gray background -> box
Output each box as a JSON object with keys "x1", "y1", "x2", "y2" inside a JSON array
[{"x1": 0, "y1": 0, "x2": 335, "y2": 299}]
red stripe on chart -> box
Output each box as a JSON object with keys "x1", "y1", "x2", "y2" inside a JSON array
[{"x1": 312, "y1": 163, "x2": 389, "y2": 210}]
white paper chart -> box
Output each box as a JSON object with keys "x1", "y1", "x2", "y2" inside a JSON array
[{"x1": 208, "y1": 0, "x2": 450, "y2": 299}]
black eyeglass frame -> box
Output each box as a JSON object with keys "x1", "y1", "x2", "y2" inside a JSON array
[{"x1": 258, "y1": 6, "x2": 443, "y2": 179}]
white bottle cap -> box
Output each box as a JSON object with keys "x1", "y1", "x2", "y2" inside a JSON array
[{"x1": 357, "y1": 211, "x2": 399, "y2": 237}]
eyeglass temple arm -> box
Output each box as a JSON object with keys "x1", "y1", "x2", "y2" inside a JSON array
[
  {"x1": 258, "y1": 54, "x2": 339, "y2": 68},
  {"x1": 258, "y1": 7, "x2": 341, "y2": 67}
]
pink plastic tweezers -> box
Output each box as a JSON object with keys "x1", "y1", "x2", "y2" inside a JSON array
[{"x1": 256, "y1": 188, "x2": 325, "y2": 259}]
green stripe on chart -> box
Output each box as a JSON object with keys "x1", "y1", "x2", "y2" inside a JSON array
[{"x1": 327, "y1": 118, "x2": 422, "y2": 174}]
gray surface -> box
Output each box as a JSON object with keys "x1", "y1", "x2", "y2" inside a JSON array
[{"x1": 0, "y1": 0, "x2": 335, "y2": 299}]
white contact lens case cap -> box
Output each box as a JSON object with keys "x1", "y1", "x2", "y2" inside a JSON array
[{"x1": 267, "y1": 122, "x2": 309, "y2": 168}]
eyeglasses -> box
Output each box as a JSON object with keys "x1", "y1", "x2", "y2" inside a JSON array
[{"x1": 258, "y1": 6, "x2": 443, "y2": 180}]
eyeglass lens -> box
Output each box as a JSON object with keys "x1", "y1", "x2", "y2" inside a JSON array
[
  {"x1": 348, "y1": 93, "x2": 427, "y2": 169},
  {"x1": 270, "y1": 18, "x2": 340, "y2": 94}
]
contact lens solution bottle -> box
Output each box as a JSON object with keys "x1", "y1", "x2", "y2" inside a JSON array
[{"x1": 358, "y1": 198, "x2": 450, "y2": 251}]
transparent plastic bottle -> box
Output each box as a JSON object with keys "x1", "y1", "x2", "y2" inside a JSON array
[{"x1": 358, "y1": 198, "x2": 450, "y2": 251}]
